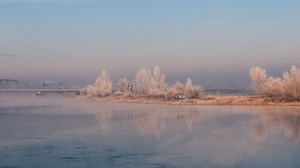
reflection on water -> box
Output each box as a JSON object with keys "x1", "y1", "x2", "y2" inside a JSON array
[
  {"x1": 90, "y1": 104, "x2": 201, "y2": 138},
  {"x1": 254, "y1": 107, "x2": 300, "y2": 143},
  {"x1": 1, "y1": 94, "x2": 300, "y2": 168},
  {"x1": 91, "y1": 104, "x2": 300, "y2": 144}
]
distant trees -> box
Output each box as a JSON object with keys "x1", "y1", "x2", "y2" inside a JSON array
[
  {"x1": 151, "y1": 66, "x2": 166, "y2": 91},
  {"x1": 134, "y1": 68, "x2": 152, "y2": 95},
  {"x1": 83, "y1": 70, "x2": 112, "y2": 97},
  {"x1": 94, "y1": 70, "x2": 113, "y2": 96},
  {"x1": 249, "y1": 65, "x2": 300, "y2": 101},
  {"x1": 134, "y1": 66, "x2": 166, "y2": 97},
  {"x1": 166, "y1": 78, "x2": 203, "y2": 99},
  {"x1": 167, "y1": 81, "x2": 185, "y2": 99},
  {"x1": 116, "y1": 78, "x2": 131, "y2": 93},
  {"x1": 184, "y1": 78, "x2": 203, "y2": 99},
  {"x1": 282, "y1": 66, "x2": 300, "y2": 100},
  {"x1": 264, "y1": 77, "x2": 283, "y2": 97},
  {"x1": 249, "y1": 67, "x2": 267, "y2": 95},
  {"x1": 83, "y1": 66, "x2": 204, "y2": 99}
]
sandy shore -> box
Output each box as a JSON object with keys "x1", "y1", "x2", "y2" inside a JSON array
[{"x1": 75, "y1": 95, "x2": 300, "y2": 106}]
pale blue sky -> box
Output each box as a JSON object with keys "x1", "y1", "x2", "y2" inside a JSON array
[{"x1": 1, "y1": 0, "x2": 300, "y2": 88}]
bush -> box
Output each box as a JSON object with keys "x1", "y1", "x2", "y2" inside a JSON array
[
  {"x1": 116, "y1": 78, "x2": 131, "y2": 93},
  {"x1": 147, "y1": 89, "x2": 166, "y2": 99},
  {"x1": 167, "y1": 81, "x2": 184, "y2": 99}
]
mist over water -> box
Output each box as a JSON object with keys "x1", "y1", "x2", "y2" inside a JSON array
[{"x1": 1, "y1": 95, "x2": 300, "y2": 167}]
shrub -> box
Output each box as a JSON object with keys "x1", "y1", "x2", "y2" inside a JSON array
[
  {"x1": 116, "y1": 78, "x2": 131, "y2": 93},
  {"x1": 167, "y1": 81, "x2": 184, "y2": 99}
]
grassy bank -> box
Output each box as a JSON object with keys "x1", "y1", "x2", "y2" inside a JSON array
[{"x1": 76, "y1": 95, "x2": 300, "y2": 106}]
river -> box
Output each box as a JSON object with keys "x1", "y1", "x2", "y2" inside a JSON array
[{"x1": 1, "y1": 94, "x2": 300, "y2": 168}]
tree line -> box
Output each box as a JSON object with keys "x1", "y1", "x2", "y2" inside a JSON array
[
  {"x1": 250, "y1": 65, "x2": 300, "y2": 101},
  {"x1": 81, "y1": 66, "x2": 203, "y2": 99},
  {"x1": 81, "y1": 65, "x2": 300, "y2": 102}
]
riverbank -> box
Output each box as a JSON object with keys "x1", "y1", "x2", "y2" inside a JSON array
[{"x1": 75, "y1": 95, "x2": 300, "y2": 106}]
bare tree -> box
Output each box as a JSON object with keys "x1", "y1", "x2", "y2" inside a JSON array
[
  {"x1": 249, "y1": 66, "x2": 267, "y2": 95},
  {"x1": 185, "y1": 78, "x2": 203, "y2": 98},
  {"x1": 151, "y1": 66, "x2": 166, "y2": 91},
  {"x1": 146, "y1": 66, "x2": 167, "y2": 98},
  {"x1": 134, "y1": 68, "x2": 152, "y2": 95},
  {"x1": 282, "y1": 65, "x2": 300, "y2": 100},
  {"x1": 93, "y1": 70, "x2": 113, "y2": 96},
  {"x1": 264, "y1": 77, "x2": 283, "y2": 97}
]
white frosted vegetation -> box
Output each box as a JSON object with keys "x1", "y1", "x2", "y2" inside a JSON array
[
  {"x1": 83, "y1": 70, "x2": 112, "y2": 97},
  {"x1": 249, "y1": 66, "x2": 267, "y2": 95},
  {"x1": 116, "y1": 78, "x2": 131, "y2": 93},
  {"x1": 134, "y1": 68, "x2": 152, "y2": 95},
  {"x1": 82, "y1": 66, "x2": 204, "y2": 99},
  {"x1": 282, "y1": 66, "x2": 300, "y2": 100},
  {"x1": 249, "y1": 65, "x2": 300, "y2": 101},
  {"x1": 264, "y1": 77, "x2": 283, "y2": 97},
  {"x1": 185, "y1": 78, "x2": 203, "y2": 99},
  {"x1": 148, "y1": 66, "x2": 167, "y2": 98},
  {"x1": 152, "y1": 66, "x2": 166, "y2": 91},
  {"x1": 134, "y1": 66, "x2": 167, "y2": 97},
  {"x1": 167, "y1": 81, "x2": 184, "y2": 99}
]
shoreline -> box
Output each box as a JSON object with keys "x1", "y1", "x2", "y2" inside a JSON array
[{"x1": 74, "y1": 95, "x2": 300, "y2": 106}]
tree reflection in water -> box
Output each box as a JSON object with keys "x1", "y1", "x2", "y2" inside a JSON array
[
  {"x1": 90, "y1": 104, "x2": 202, "y2": 138},
  {"x1": 254, "y1": 107, "x2": 300, "y2": 143},
  {"x1": 89, "y1": 103, "x2": 300, "y2": 144},
  {"x1": 135, "y1": 106, "x2": 201, "y2": 138},
  {"x1": 87, "y1": 104, "x2": 113, "y2": 134}
]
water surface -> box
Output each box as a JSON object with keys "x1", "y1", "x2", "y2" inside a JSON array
[{"x1": 1, "y1": 94, "x2": 300, "y2": 168}]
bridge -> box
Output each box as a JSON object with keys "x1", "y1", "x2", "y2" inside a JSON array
[
  {"x1": 0, "y1": 79, "x2": 30, "y2": 89},
  {"x1": 0, "y1": 79, "x2": 80, "y2": 95}
]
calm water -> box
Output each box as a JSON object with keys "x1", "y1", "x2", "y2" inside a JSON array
[{"x1": 1, "y1": 94, "x2": 300, "y2": 168}]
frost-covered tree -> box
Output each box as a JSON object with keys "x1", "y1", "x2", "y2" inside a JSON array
[
  {"x1": 151, "y1": 66, "x2": 166, "y2": 91},
  {"x1": 83, "y1": 84, "x2": 96, "y2": 96},
  {"x1": 264, "y1": 77, "x2": 283, "y2": 97},
  {"x1": 134, "y1": 66, "x2": 167, "y2": 96},
  {"x1": 184, "y1": 78, "x2": 203, "y2": 98},
  {"x1": 116, "y1": 78, "x2": 131, "y2": 93},
  {"x1": 282, "y1": 65, "x2": 300, "y2": 100},
  {"x1": 167, "y1": 81, "x2": 184, "y2": 99},
  {"x1": 134, "y1": 68, "x2": 152, "y2": 95},
  {"x1": 147, "y1": 66, "x2": 167, "y2": 98},
  {"x1": 92, "y1": 70, "x2": 113, "y2": 97},
  {"x1": 249, "y1": 66, "x2": 267, "y2": 95}
]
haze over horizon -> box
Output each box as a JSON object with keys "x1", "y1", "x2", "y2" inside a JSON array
[{"x1": 1, "y1": 0, "x2": 299, "y2": 89}]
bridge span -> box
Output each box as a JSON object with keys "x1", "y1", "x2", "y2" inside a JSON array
[
  {"x1": 0, "y1": 89, "x2": 79, "y2": 93},
  {"x1": 0, "y1": 79, "x2": 80, "y2": 95}
]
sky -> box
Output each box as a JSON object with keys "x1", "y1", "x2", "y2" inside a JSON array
[{"x1": 1, "y1": 0, "x2": 300, "y2": 88}]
